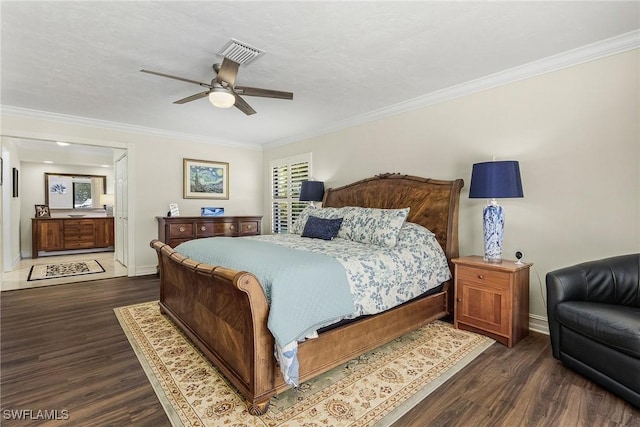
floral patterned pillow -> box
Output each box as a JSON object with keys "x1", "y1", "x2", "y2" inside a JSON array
[
  {"x1": 395, "y1": 222, "x2": 435, "y2": 247},
  {"x1": 338, "y1": 207, "x2": 410, "y2": 248},
  {"x1": 290, "y1": 206, "x2": 344, "y2": 234}
]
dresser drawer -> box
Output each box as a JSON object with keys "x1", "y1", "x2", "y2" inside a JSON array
[
  {"x1": 196, "y1": 221, "x2": 235, "y2": 237},
  {"x1": 457, "y1": 266, "x2": 510, "y2": 288},
  {"x1": 168, "y1": 223, "x2": 194, "y2": 239},
  {"x1": 239, "y1": 220, "x2": 260, "y2": 235}
]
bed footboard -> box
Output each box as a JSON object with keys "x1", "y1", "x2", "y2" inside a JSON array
[{"x1": 151, "y1": 239, "x2": 276, "y2": 414}]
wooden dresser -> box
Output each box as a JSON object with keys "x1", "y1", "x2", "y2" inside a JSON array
[
  {"x1": 32, "y1": 217, "x2": 115, "y2": 258},
  {"x1": 156, "y1": 216, "x2": 262, "y2": 247}
]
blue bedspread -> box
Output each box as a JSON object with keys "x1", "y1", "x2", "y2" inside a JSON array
[{"x1": 175, "y1": 237, "x2": 354, "y2": 348}]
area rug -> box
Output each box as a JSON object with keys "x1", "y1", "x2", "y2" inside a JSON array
[
  {"x1": 27, "y1": 260, "x2": 105, "y2": 281},
  {"x1": 115, "y1": 301, "x2": 494, "y2": 427}
]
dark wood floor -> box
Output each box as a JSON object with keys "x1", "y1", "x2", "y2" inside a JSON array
[{"x1": 1, "y1": 276, "x2": 638, "y2": 426}]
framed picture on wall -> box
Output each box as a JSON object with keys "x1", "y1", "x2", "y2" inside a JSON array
[
  {"x1": 12, "y1": 168, "x2": 18, "y2": 197},
  {"x1": 183, "y1": 158, "x2": 229, "y2": 199},
  {"x1": 34, "y1": 204, "x2": 50, "y2": 218}
]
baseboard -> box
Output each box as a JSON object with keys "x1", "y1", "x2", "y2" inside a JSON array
[
  {"x1": 529, "y1": 314, "x2": 549, "y2": 335},
  {"x1": 136, "y1": 265, "x2": 158, "y2": 276}
]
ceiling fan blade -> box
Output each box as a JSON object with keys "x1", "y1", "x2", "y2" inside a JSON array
[
  {"x1": 215, "y1": 58, "x2": 240, "y2": 87},
  {"x1": 230, "y1": 90, "x2": 256, "y2": 115},
  {"x1": 234, "y1": 86, "x2": 293, "y2": 100},
  {"x1": 140, "y1": 69, "x2": 211, "y2": 88},
  {"x1": 173, "y1": 91, "x2": 210, "y2": 104}
]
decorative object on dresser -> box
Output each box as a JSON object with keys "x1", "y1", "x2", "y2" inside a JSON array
[
  {"x1": 469, "y1": 160, "x2": 524, "y2": 263},
  {"x1": 156, "y1": 216, "x2": 262, "y2": 247},
  {"x1": 453, "y1": 255, "x2": 532, "y2": 347},
  {"x1": 201, "y1": 207, "x2": 225, "y2": 217},
  {"x1": 183, "y1": 158, "x2": 229, "y2": 199},
  {"x1": 34, "y1": 204, "x2": 51, "y2": 218},
  {"x1": 99, "y1": 193, "x2": 115, "y2": 217},
  {"x1": 151, "y1": 173, "x2": 463, "y2": 414},
  {"x1": 168, "y1": 203, "x2": 179, "y2": 217},
  {"x1": 31, "y1": 217, "x2": 115, "y2": 259},
  {"x1": 299, "y1": 180, "x2": 324, "y2": 207}
]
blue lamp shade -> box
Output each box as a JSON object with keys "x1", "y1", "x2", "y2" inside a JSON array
[
  {"x1": 469, "y1": 161, "x2": 523, "y2": 199},
  {"x1": 469, "y1": 160, "x2": 524, "y2": 263},
  {"x1": 299, "y1": 180, "x2": 324, "y2": 202}
]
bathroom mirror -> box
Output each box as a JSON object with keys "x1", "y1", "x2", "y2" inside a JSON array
[{"x1": 45, "y1": 173, "x2": 107, "y2": 209}]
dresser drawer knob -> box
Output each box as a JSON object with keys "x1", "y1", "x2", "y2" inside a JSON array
[
  {"x1": 201, "y1": 226, "x2": 206, "y2": 231},
  {"x1": 247, "y1": 224, "x2": 253, "y2": 229},
  {"x1": 477, "y1": 274, "x2": 484, "y2": 279},
  {"x1": 457, "y1": 298, "x2": 462, "y2": 302},
  {"x1": 230, "y1": 224, "x2": 235, "y2": 230},
  {"x1": 179, "y1": 227, "x2": 185, "y2": 232}
]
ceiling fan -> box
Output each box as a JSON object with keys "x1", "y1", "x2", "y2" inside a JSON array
[{"x1": 140, "y1": 57, "x2": 293, "y2": 116}]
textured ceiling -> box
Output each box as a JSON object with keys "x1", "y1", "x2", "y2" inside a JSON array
[{"x1": 1, "y1": 1, "x2": 639, "y2": 147}]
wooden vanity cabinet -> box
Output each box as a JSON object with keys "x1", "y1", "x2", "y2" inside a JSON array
[{"x1": 32, "y1": 217, "x2": 115, "y2": 258}]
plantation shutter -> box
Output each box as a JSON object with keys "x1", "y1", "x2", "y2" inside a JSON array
[{"x1": 270, "y1": 153, "x2": 312, "y2": 234}]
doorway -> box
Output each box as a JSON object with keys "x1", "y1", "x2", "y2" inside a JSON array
[{"x1": 1, "y1": 137, "x2": 133, "y2": 289}]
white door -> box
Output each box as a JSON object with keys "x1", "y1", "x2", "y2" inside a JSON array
[{"x1": 115, "y1": 153, "x2": 128, "y2": 266}]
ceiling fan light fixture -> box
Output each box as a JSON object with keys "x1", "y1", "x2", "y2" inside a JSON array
[{"x1": 209, "y1": 87, "x2": 235, "y2": 108}]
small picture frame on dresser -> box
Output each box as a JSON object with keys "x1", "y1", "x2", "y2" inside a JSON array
[
  {"x1": 201, "y1": 207, "x2": 224, "y2": 217},
  {"x1": 35, "y1": 204, "x2": 50, "y2": 218}
]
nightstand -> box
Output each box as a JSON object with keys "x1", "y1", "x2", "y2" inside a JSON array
[{"x1": 452, "y1": 256, "x2": 532, "y2": 347}]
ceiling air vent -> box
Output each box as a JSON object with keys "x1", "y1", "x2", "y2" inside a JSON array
[{"x1": 217, "y1": 39, "x2": 264, "y2": 65}]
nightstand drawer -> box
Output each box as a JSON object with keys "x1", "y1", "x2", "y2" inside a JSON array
[{"x1": 457, "y1": 267, "x2": 510, "y2": 288}]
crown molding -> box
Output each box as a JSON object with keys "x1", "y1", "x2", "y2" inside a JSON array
[
  {"x1": 0, "y1": 106, "x2": 261, "y2": 150},
  {"x1": 264, "y1": 29, "x2": 640, "y2": 149}
]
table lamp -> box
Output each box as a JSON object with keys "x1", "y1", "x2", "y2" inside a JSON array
[
  {"x1": 299, "y1": 180, "x2": 324, "y2": 208},
  {"x1": 469, "y1": 160, "x2": 523, "y2": 263}
]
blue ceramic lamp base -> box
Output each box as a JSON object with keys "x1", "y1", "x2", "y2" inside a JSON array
[{"x1": 483, "y1": 200, "x2": 504, "y2": 263}]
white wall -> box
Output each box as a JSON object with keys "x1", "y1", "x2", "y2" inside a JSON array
[
  {"x1": 0, "y1": 118, "x2": 263, "y2": 274},
  {"x1": 264, "y1": 49, "x2": 640, "y2": 324}
]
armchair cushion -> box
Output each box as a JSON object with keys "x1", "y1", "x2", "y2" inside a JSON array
[{"x1": 557, "y1": 301, "x2": 640, "y2": 358}]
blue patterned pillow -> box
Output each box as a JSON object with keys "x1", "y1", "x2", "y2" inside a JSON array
[
  {"x1": 338, "y1": 207, "x2": 410, "y2": 248},
  {"x1": 301, "y1": 216, "x2": 344, "y2": 240}
]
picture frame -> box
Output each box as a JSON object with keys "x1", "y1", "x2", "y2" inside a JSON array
[
  {"x1": 34, "y1": 204, "x2": 50, "y2": 218},
  {"x1": 12, "y1": 167, "x2": 18, "y2": 197},
  {"x1": 183, "y1": 158, "x2": 229, "y2": 200},
  {"x1": 201, "y1": 207, "x2": 225, "y2": 217}
]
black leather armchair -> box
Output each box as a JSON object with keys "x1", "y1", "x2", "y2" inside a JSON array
[{"x1": 546, "y1": 253, "x2": 640, "y2": 407}]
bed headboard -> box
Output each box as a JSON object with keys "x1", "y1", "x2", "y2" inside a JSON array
[{"x1": 323, "y1": 173, "x2": 464, "y2": 261}]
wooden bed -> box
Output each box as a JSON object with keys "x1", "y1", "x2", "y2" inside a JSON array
[{"x1": 150, "y1": 173, "x2": 463, "y2": 414}]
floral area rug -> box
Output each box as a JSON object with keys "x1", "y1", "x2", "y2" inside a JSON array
[
  {"x1": 27, "y1": 260, "x2": 105, "y2": 281},
  {"x1": 115, "y1": 301, "x2": 494, "y2": 427}
]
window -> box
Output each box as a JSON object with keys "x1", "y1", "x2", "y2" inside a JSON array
[{"x1": 270, "y1": 153, "x2": 311, "y2": 234}]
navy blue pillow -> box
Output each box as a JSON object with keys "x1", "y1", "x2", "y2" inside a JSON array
[{"x1": 301, "y1": 216, "x2": 343, "y2": 240}]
